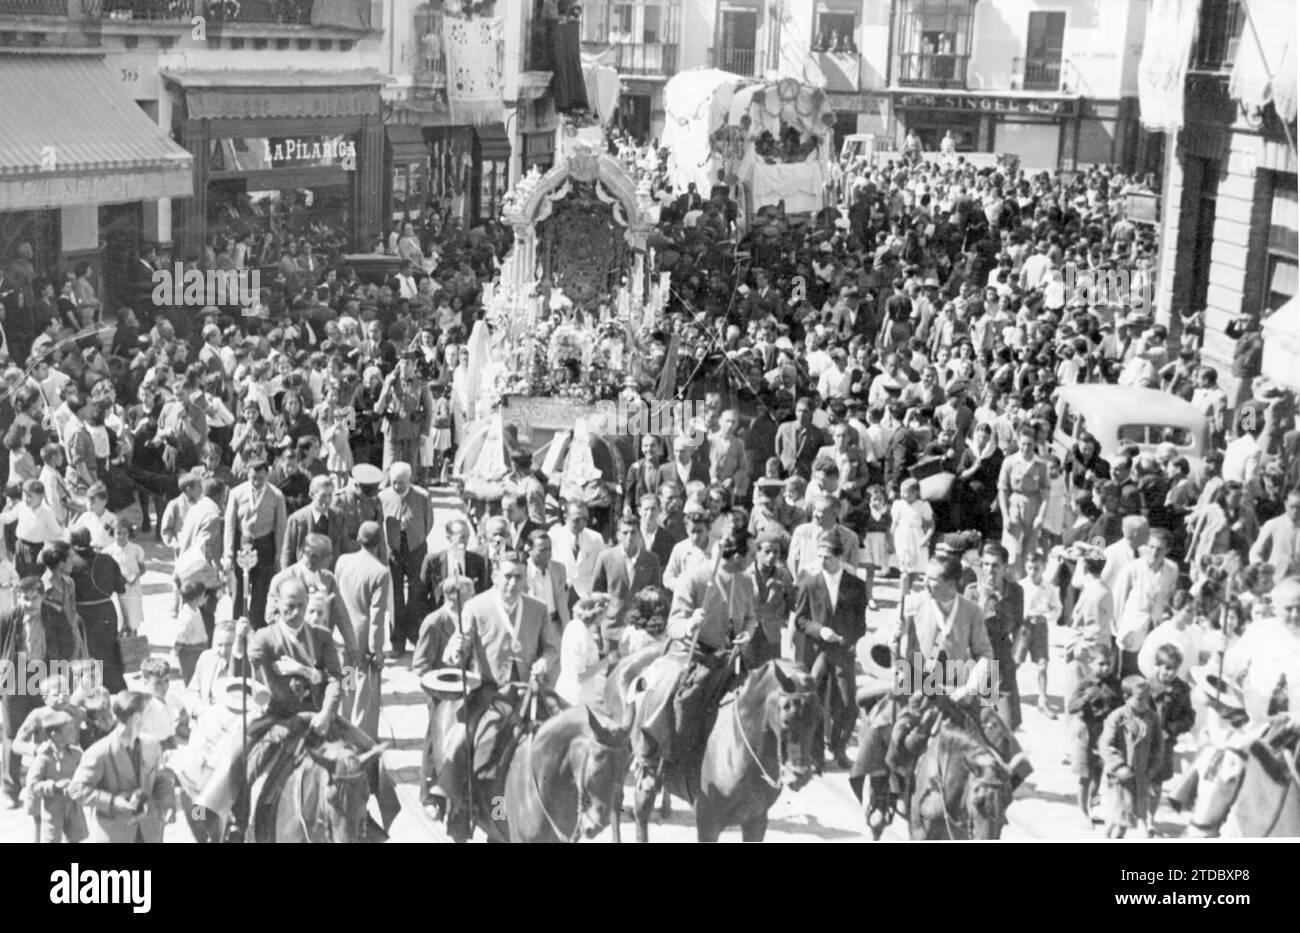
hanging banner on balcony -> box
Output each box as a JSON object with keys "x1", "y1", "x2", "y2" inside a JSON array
[
  {"x1": 1136, "y1": 0, "x2": 1199, "y2": 132},
  {"x1": 443, "y1": 15, "x2": 505, "y2": 126}
]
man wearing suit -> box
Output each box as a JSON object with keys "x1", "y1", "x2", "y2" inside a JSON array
[
  {"x1": 624, "y1": 436, "x2": 666, "y2": 510},
  {"x1": 548, "y1": 501, "x2": 606, "y2": 599},
  {"x1": 421, "y1": 517, "x2": 491, "y2": 618},
  {"x1": 775, "y1": 397, "x2": 828, "y2": 479},
  {"x1": 69, "y1": 690, "x2": 176, "y2": 842},
  {"x1": 793, "y1": 531, "x2": 867, "y2": 768},
  {"x1": 1, "y1": 579, "x2": 79, "y2": 808},
  {"x1": 591, "y1": 517, "x2": 664, "y2": 654},
  {"x1": 267, "y1": 533, "x2": 359, "y2": 666},
  {"x1": 523, "y1": 530, "x2": 570, "y2": 628},
  {"x1": 852, "y1": 553, "x2": 994, "y2": 821},
  {"x1": 656, "y1": 434, "x2": 711, "y2": 490},
  {"x1": 378, "y1": 461, "x2": 434, "y2": 655},
  {"x1": 746, "y1": 528, "x2": 797, "y2": 667},
  {"x1": 637, "y1": 492, "x2": 680, "y2": 570},
  {"x1": 333, "y1": 521, "x2": 391, "y2": 740},
  {"x1": 501, "y1": 493, "x2": 541, "y2": 554},
  {"x1": 175, "y1": 477, "x2": 227, "y2": 642},
  {"x1": 707, "y1": 410, "x2": 751, "y2": 499},
  {"x1": 816, "y1": 422, "x2": 870, "y2": 501},
  {"x1": 281, "y1": 475, "x2": 347, "y2": 571},
  {"x1": 438, "y1": 553, "x2": 560, "y2": 835},
  {"x1": 223, "y1": 458, "x2": 288, "y2": 630},
  {"x1": 1249, "y1": 490, "x2": 1300, "y2": 579}
]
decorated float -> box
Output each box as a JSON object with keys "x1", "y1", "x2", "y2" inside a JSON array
[
  {"x1": 660, "y1": 69, "x2": 837, "y2": 223},
  {"x1": 453, "y1": 142, "x2": 674, "y2": 524}
]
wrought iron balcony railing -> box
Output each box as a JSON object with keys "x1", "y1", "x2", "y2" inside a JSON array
[
  {"x1": 711, "y1": 46, "x2": 757, "y2": 77},
  {"x1": 896, "y1": 51, "x2": 969, "y2": 89},
  {"x1": 581, "y1": 40, "x2": 677, "y2": 77}
]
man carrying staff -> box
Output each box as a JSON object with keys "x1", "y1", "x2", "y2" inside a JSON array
[
  {"x1": 631, "y1": 531, "x2": 755, "y2": 794},
  {"x1": 223, "y1": 456, "x2": 288, "y2": 630}
]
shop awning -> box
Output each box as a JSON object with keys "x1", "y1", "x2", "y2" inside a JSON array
[
  {"x1": 476, "y1": 124, "x2": 512, "y2": 162},
  {"x1": 0, "y1": 55, "x2": 193, "y2": 212},
  {"x1": 163, "y1": 69, "x2": 384, "y2": 120},
  {"x1": 386, "y1": 125, "x2": 429, "y2": 164}
]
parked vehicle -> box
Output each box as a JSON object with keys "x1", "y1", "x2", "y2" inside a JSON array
[{"x1": 1053, "y1": 384, "x2": 1209, "y2": 467}]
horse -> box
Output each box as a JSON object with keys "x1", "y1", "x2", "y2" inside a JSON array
[
  {"x1": 628, "y1": 658, "x2": 820, "y2": 842},
  {"x1": 604, "y1": 643, "x2": 675, "y2": 820},
  {"x1": 908, "y1": 719, "x2": 1013, "y2": 839},
  {"x1": 1180, "y1": 721, "x2": 1300, "y2": 838},
  {"x1": 503, "y1": 705, "x2": 632, "y2": 843}
]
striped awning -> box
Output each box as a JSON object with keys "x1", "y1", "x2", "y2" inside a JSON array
[{"x1": 0, "y1": 55, "x2": 194, "y2": 212}]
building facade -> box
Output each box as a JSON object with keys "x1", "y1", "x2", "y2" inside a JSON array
[{"x1": 1149, "y1": 0, "x2": 1297, "y2": 405}]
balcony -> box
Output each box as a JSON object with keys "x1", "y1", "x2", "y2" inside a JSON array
[
  {"x1": 710, "y1": 46, "x2": 758, "y2": 77},
  {"x1": 1014, "y1": 56, "x2": 1061, "y2": 91},
  {"x1": 581, "y1": 40, "x2": 677, "y2": 77},
  {"x1": 101, "y1": 0, "x2": 192, "y2": 18},
  {"x1": 204, "y1": 0, "x2": 370, "y2": 28},
  {"x1": 412, "y1": 5, "x2": 446, "y2": 86},
  {"x1": 896, "y1": 52, "x2": 968, "y2": 89},
  {"x1": 814, "y1": 50, "x2": 862, "y2": 93},
  {"x1": 0, "y1": 0, "x2": 100, "y2": 47}
]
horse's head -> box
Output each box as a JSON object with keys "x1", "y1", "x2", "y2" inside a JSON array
[
  {"x1": 574, "y1": 707, "x2": 633, "y2": 840},
  {"x1": 1185, "y1": 744, "x2": 1247, "y2": 838},
  {"x1": 305, "y1": 741, "x2": 388, "y2": 844},
  {"x1": 766, "y1": 662, "x2": 819, "y2": 792},
  {"x1": 961, "y1": 750, "x2": 1011, "y2": 840}
]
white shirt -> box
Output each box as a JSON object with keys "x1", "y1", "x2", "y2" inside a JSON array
[
  {"x1": 1222, "y1": 433, "x2": 1262, "y2": 484},
  {"x1": 1223, "y1": 618, "x2": 1300, "y2": 722},
  {"x1": 547, "y1": 525, "x2": 604, "y2": 598},
  {"x1": 1020, "y1": 576, "x2": 1063, "y2": 625},
  {"x1": 822, "y1": 568, "x2": 843, "y2": 612},
  {"x1": 526, "y1": 562, "x2": 556, "y2": 615},
  {"x1": 1112, "y1": 557, "x2": 1179, "y2": 652}
]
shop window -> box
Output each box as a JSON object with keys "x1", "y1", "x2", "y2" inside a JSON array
[
  {"x1": 1265, "y1": 175, "x2": 1298, "y2": 313},
  {"x1": 896, "y1": 0, "x2": 975, "y2": 88}
]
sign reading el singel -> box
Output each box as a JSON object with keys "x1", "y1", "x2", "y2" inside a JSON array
[{"x1": 268, "y1": 136, "x2": 357, "y2": 168}]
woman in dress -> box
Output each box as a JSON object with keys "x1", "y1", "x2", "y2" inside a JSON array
[
  {"x1": 313, "y1": 381, "x2": 355, "y2": 483},
  {"x1": 105, "y1": 520, "x2": 145, "y2": 633},
  {"x1": 890, "y1": 477, "x2": 933, "y2": 598},
  {"x1": 276, "y1": 391, "x2": 320, "y2": 446},
  {"x1": 230, "y1": 401, "x2": 274, "y2": 477},
  {"x1": 556, "y1": 596, "x2": 608, "y2": 709}
]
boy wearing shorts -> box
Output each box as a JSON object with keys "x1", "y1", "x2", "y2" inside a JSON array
[{"x1": 1018, "y1": 550, "x2": 1062, "y2": 718}]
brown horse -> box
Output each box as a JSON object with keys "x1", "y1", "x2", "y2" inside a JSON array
[
  {"x1": 504, "y1": 705, "x2": 632, "y2": 842},
  {"x1": 631, "y1": 659, "x2": 819, "y2": 842},
  {"x1": 270, "y1": 740, "x2": 389, "y2": 843},
  {"x1": 1181, "y1": 722, "x2": 1300, "y2": 837},
  {"x1": 908, "y1": 721, "x2": 1012, "y2": 839}
]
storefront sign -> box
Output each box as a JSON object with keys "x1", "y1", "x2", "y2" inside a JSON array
[
  {"x1": 1124, "y1": 191, "x2": 1160, "y2": 225},
  {"x1": 2, "y1": 170, "x2": 191, "y2": 212},
  {"x1": 268, "y1": 136, "x2": 357, "y2": 170},
  {"x1": 893, "y1": 92, "x2": 1076, "y2": 117}
]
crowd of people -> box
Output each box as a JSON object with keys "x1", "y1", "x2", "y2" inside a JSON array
[{"x1": 1, "y1": 134, "x2": 1298, "y2": 843}]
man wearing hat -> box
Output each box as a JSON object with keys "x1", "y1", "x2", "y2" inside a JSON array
[
  {"x1": 335, "y1": 463, "x2": 386, "y2": 560},
  {"x1": 375, "y1": 351, "x2": 434, "y2": 470},
  {"x1": 334, "y1": 521, "x2": 392, "y2": 740}
]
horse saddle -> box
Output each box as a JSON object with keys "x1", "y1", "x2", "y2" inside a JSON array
[{"x1": 248, "y1": 717, "x2": 315, "y2": 843}]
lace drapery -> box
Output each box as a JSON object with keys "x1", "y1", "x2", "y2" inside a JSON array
[
  {"x1": 1136, "y1": 0, "x2": 1200, "y2": 132},
  {"x1": 443, "y1": 16, "x2": 504, "y2": 125}
]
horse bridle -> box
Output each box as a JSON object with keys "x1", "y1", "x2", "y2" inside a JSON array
[
  {"x1": 731, "y1": 680, "x2": 815, "y2": 791},
  {"x1": 296, "y1": 756, "x2": 369, "y2": 844},
  {"x1": 926, "y1": 738, "x2": 1007, "y2": 840}
]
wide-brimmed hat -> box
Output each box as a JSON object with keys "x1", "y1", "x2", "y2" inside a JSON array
[
  {"x1": 1189, "y1": 666, "x2": 1246, "y2": 711},
  {"x1": 219, "y1": 676, "x2": 271, "y2": 713}
]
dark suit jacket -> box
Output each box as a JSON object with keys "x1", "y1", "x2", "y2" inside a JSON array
[
  {"x1": 420, "y1": 548, "x2": 491, "y2": 616},
  {"x1": 624, "y1": 458, "x2": 665, "y2": 506},
  {"x1": 0, "y1": 604, "x2": 78, "y2": 727},
  {"x1": 281, "y1": 504, "x2": 348, "y2": 570},
  {"x1": 591, "y1": 547, "x2": 664, "y2": 650},
  {"x1": 775, "y1": 421, "x2": 828, "y2": 479},
  {"x1": 504, "y1": 519, "x2": 543, "y2": 555},
  {"x1": 247, "y1": 622, "x2": 345, "y2": 719},
  {"x1": 656, "y1": 457, "x2": 710, "y2": 490},
  {"x1": 815, "y1": 443, "x2": 871, "y2": 496},
  {"x1": 641, "y1": 525, "x2": 681, "y2": 570},
  {"x1": 792, "y1": 571, "x2": 868, "y2": 669}
]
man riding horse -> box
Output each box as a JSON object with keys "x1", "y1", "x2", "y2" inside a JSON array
[
  {"x1": 437, "y1": 551, "x2": 561, "y2": 838},
  {"x1": 853, "y1": 552, "x2": 998, "y2": 833},
  {"x1": 631, "y1": 531, "x2": 755, "y2": 796}
]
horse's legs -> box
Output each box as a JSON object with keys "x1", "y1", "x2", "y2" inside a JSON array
[
  {"x1": 740, "y1": 812, "x2": 768, "y2": 842},
  {"x1": 660, "y1": 788, "x2": 671, "y2": 819},
  {"x1": 633, "y1": 784, "x2": 656, "y2": 843},
  {"x1": 696, "y1": 813, "x2": 722, "y2": 843}
]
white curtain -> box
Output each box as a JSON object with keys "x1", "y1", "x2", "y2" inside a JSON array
[
  {"x1": 1137, "y1": 0, "x2": 1202, "y2": 131},
  {"x1": 1230, "y1": 0, "x2": 1297, "y2": 123}
]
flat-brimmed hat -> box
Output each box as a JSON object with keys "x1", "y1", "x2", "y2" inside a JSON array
[
  {"x1": 351, "y1": 463, "x2": 384, "y2": 485},
  {"x1": 1189, "y1": 666, "x2": 1246, "y2": 711},
  {"x1": 219, "y1": 676, "x2": 271, "y2": 713}
]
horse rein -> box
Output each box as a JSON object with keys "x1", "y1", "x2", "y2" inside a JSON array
[
  {"x1": 527, "y1": 736, "x2": 593, "y2": 844},
  {"x1": 732, "y1": 680, "x2": 815, "y2": 791},
  {"x1": 295, "y1": 753, "x2": 369, "y2": 843}
]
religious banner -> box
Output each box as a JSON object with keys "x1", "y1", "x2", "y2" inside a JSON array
[
  {"x1": 1136, "y1": 0, "x2": 1200, "y2": 131},
  {"x1": 443, "y1": 15, "x2": 505, "y2": 125}
]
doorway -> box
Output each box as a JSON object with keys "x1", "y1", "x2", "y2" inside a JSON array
[{"x1": 99, "y1": 202, "x2": 143, "y2": 317}]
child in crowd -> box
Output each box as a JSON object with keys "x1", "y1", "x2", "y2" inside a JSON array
[
  {"x1": 763, "y1": 456, "x2": 783, "y2": 481},
  {"x1": 106, "y1": 520, "x2": 146, "y2": 633},
  {"x1": 134, "y1": 657, "x2": 183, "y2": 749},
  {"x1": 803, "y1": 457, "x2": 840, "y2": 509},
  {"x1": 173, "y1": 579, "x2": 210, "y2": 685},
  {"x1": 1147, "y1": 643, "x2": 1196, "y2": 833},
  {"x1": 1067, "y1": 643, "x2": 1122, "y2": 825},
  {"x1": 430, "y1": 383, "x2": 454, "y2": 485},
  {"x1": 1038, "y1": 455, "x2": 1071, "y2": 552},
  {"x1": 23, "y1": 710, "x2": 87, "y2": 843},
  {"x1": 1018, "y1": 549, "x2": 1062, "y2": 718},
  {"x1": 70, "y1": 660, "x2": 114, "y2": 749},
  {"x1": 859, "y1": 485, "x2": 892, "y2": 611},
  {"x1": 1099, "y1": 674, "x2": 1163, "y2": 838},
  {"x1": 890, "y1": 477, "x2": 933, "y2": 596}
]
